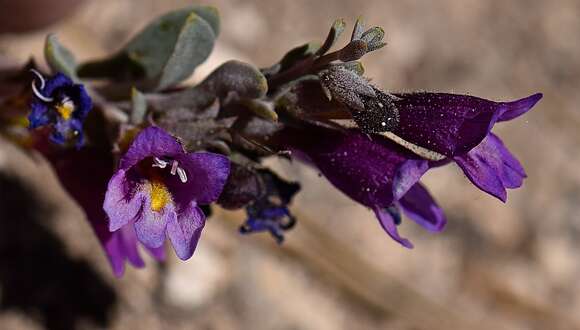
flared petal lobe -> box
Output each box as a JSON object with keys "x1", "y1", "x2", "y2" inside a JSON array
[
  {"x1": 454, "y1": 133, "x2": 526, "y2": 202},
  {"x1": 103, "y1": 169, "x2": 145, "y2": 232},
  {"x1": 398, "y1": 183, "x2": 446, "y2": 232},
  {"x1": 166, "y1": 202, "x2": 206, "y2": 260},
  {"x1": 392, "y1": 93, "x2": 542, "y2": 156},
  {"x1": 168, "y1": 152, "x2": 230, "y2": 206},
  {"x1": 373, "y1": 207, "x2": 414, "y2": 249}
]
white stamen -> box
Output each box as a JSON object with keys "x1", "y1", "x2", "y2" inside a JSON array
[
  {"x1": 30, "y1": 69, "x2": 54, "y2": 103},
  {"x1": 176, "y1": 167, "x2": 188, "y2": 183},
  {"x1": 170, "y1": 160, "x2": 179, "y2": 175},
  {"x1": 152, "y1": 157, "x2": 168, "y2": 168},
  {"x1": 30, "y1": 69, "x2": 46, "y2": 89},
  {"x1": 152, "y1": 158, "x2": 187, "y2": 183}
]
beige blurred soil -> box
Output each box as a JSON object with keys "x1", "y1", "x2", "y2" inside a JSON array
[{"x1": 1, "y1": 1, "x2": 579, "y2": 329}]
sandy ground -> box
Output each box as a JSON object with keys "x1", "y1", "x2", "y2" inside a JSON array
[{"x1": 1, "y1": 1, "x2": 579, "y2": 329}]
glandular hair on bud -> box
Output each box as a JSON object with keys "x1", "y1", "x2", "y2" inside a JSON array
[{"x1": 356, "y1": 87, "x2": 399, "y2": 133}]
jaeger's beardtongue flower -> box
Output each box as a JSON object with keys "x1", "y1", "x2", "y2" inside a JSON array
[
  {"x1": 338, "y1": 87, "x2": 541, "y2": 201},
  {"x1": 387, "y1": 91, "x2": 541, "y2": 201},
  {"x1": 389, "y1": 91, "x2": 543, "y2": 157},
  {"x1": 49, "y1": 148, "x2": 165, "y2": 277},
  {"x1": 104, "y1": 126, "x2": 230, "y2": 260},
  {"x1": 29, "y1": 69, "x2": 92, "y2": 146},
  {"x1": 280, "y1": 125, "x2": 446, "y2": 248}
]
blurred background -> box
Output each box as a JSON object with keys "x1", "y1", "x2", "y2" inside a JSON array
[{"x1": 0, "y1": 0, "x2": 578, "y2": 329}]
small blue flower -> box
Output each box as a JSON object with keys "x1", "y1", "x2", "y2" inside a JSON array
[
  {"x1": 29, "y1": 70, "x2": 92, "y2": 146},
  {"x1": 241, "y1": 203, "x2": 296, "y2": 244}
]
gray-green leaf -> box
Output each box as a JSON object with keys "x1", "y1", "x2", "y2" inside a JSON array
[
  {"x1": 157, "y1": 11, "x2": 216, "y2": 90},
  {"x1": 78, "y1": 6, "x2": 219, "y2": 88},
  {"x1": 44, "y1": 34, "x2": 77, "y2": 80}
]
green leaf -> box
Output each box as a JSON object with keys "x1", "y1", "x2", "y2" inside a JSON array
[
  {"x1": 78, "y1": 6, "x2": 219, "y2": 87},
  {"x1": 190, "y1": 5, "x2": 220, "y2": 36},
  {"x1": 157, "y1": 11, "x2": 216, "y2": 90},
  {"x1": 44, "y1": 34, "x2": 77, "y2": 80}
]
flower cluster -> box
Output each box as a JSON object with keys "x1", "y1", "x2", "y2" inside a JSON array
[{"x1": 0, "y1": 7, "x2": 542, "y2": 276}]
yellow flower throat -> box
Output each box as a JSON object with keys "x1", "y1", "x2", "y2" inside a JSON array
[
  {"x1": 55, "y1": 101, "x2": 74, "y2": 120},
  {"x1": 150, "y1": 177, "x2": 172, "y2": 212}
]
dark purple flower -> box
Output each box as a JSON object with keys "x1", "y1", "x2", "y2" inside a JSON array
[
  {"x1": 104, "y1": 126, "x2": 230, "y2": 260},
  {"x1": 391, "y1": 92, "x2": 542, "y2": 157},
  {"x1": 283, "y1": 125, "x2": 446, "y2": 248},
  {"x1": 371, "y1": 90, "x2": 540, "y2": 201},
  {"x1": 48, "y1": 147, "x2": 164, "y2": 277},
  {"x1": 29, "y1": 70, "x2": 92, "y2": 146}
]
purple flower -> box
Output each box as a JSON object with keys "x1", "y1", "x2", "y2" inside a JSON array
[
  {"x1": 29, "y1": 70, "x2": 92, "y2": 146},
  {"x1": 391, "y1": 92, "x2": 542, "y2": 157},
  {"x1": 48, "y1": 147, "x2": 164, "y2": 277},
  {"x1": 283, "y1": 125, "x2": 446, "y2": 248},
  {"x1": 103, "y1": 126, "x2": 230, "y2": 260},
  {"x1": 366, "y1": 90, "x2": 541, "y2": 201}
]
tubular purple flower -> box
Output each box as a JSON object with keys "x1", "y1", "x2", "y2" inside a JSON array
[
  {"x1": 383, "y1": 91, "x2": 541, "y2": 201},
  {"x1": 391, "y1": 92, "x2": 542, "y2": 157},
  {"x1": 103, "y1": 126, "x2": 230, "y2": 260},
  {"x1": 281, "y1": 125, "x2": 446, "y2": 248}
]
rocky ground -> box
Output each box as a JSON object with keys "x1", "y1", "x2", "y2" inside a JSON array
[{"x1": 1, "y1": 1, "x2": 579, "y2": 329}]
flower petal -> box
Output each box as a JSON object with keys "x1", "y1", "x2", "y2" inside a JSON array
[
  {"x1": 167, "y1": 152, "x2": 230, "y2": 206},
  {"x1": 373, "y1": 207, "x2": 414, "y2": 248},
  {"x1": 104, "y1": 225, "x2": 146, "y2": 277},
  {"x1": 119, "y1": 126, "x2": 184, "y2": 170},
  {"x1": 453, "y1": 133, "x2": 526, "y2": 202},
  {"x1": 69, "y1": 84, "x2": 93, "y2": 120},
  {"x1": 295, "y1": 128, "x2": 423, "y2": 208},
  {"x1": 28, "y1": 102, "x2": 51, "y2": 128},
  {"x1": 398, "y1": 183, "x2": 446, "y2": 232},
  {"x1": 166, "y1": 201, "x2": 206, "y2": 260},
  {"x1": 103, "y1": 169, "x2": 145, "y2": 231},
  {"x1": 134, "y1": 198, "x2": 174, "y2": 249},
  {"x1": 497, "y1": 93, "x2": 543, "y2": 122},
  {"x1": 42, "y1": 72, "x2": 73, "y2": 96},
  {"x1": 392, "y1": 93, "x2": 541, "y2": 157},
  {"x1": 392, "y1": 159, "x2": 430, "y2": 200}
]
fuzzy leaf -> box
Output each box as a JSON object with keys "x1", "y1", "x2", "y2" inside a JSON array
[
  {"x1": 78, "y1": 6, "x2": 219, "y2": 85},
  {"x1": 157, "y1": 11, "x2": 216, "y2": 90},
  {"x1": 44, "y1": 34, "x2": 77, "y2": 79}
]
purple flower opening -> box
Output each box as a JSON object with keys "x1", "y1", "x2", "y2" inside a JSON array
[{"x1": 104, "y1": 126, "x2": 230, "y2": 260}]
